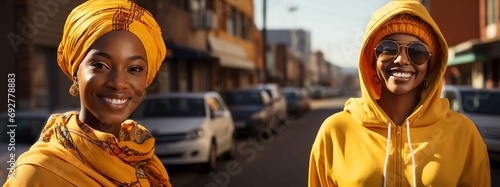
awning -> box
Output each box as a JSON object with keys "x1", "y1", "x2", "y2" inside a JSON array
[
  {"x1": 448, "y1": 53, "x2": 487, "y2": 66},
  {"x1": 166, "y1": 42, "x2": 217, "y2": 60},
  {"x1": 208, "y1": 35, "x2": 256, "y2": 70}
]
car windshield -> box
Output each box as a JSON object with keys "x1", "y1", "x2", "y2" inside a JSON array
[
  {"x1": 222, "y1": 91, "x2": 263, "y2": 106},
  {"x1": 0, "y1": 117, "x2": 46, "y2": 144},
  {"x1": 133, "y1": 98, "x2": 206, "y2": 117},
  {"x1": 283, "y1": 91, "x2": 299, "y2": 100},
  {"x1": 460, "y1": 90, "x2": 500, "y2": 115}
]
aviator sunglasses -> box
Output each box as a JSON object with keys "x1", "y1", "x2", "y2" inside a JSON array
[{"x1": 374, "y1": 40, "x2": 431, "y2": 65}]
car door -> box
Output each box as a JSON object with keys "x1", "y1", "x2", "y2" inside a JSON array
[{"x1": 207, "y1": 95, "x2": 233, "y2": 155}]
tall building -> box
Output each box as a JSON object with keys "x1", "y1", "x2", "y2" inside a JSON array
[{"x1": 264, "y1": 29, "x2": 311, "y2": 65}]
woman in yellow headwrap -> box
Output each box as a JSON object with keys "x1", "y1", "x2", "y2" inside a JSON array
[{"x1": 4, "y1": 0, "x2": 171, "y2": 186}]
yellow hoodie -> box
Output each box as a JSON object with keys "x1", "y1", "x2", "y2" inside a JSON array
[{"x1": 308, "y1": 1, "x2": 491, "y2": 186}]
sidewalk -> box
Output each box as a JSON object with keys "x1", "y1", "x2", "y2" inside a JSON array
[{"x1": 310, "y1": 96, "x2": 351, "y2": 110}]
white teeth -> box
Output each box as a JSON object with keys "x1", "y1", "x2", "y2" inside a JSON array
[
  {"x1": 103, "y1": 97, "x2": 127, "y2": 104},
  {"x1": 391, "y1": 72, "x2": 412, "y2": 78}
]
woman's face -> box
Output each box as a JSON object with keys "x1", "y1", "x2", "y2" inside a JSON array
[
  {"x1": 376, "y1": 33, "x2": 428, "y2": 95},
  {"x1": 76, "y1": 30, "x2": 148, "y2": 127}
]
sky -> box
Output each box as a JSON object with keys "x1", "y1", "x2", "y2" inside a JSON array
[{"x1": 253, "y1": 0, "x2": 392, "y2": 68}]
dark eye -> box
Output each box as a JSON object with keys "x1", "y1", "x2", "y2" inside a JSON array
[
  {"x1": 382, "y1": 47, "x2": 397, "y2": 55},
  {"x1": 90, "y1": 62, "x2": 108, "y2": 70},
  {"x1": 129, "y1": 66, "x2": 144, "y2": 72}
]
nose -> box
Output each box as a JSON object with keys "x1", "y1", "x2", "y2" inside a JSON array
[
  {"x1": 393, "y1": 46, "x2": 411, "y2": 65},
  {"x1": 106, "y1": 68, "x2": 129, "y2": 90}
]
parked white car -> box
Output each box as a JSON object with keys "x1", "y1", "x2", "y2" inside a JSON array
[
  {"x1": 441, "y1": 85, "x2": 500, "y2": 155},
  {"x1": 130, "y1": 92, "x2": 235, "y2": 172}
]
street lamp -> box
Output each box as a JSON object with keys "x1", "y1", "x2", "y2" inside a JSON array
[{"x1": 288, "y1": 5, "x2": 298, "y2": 86}]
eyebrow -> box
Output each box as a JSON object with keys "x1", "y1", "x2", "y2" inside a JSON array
[
  {"x1": 128, "y1": 55, "x2": 146, "y2": 62},
  {"x1": 92, "y1": 51, "x2": 146, "y2": 62},
  {"x1": 93, "y1": 51, "x2": 113, "y2": 60}
]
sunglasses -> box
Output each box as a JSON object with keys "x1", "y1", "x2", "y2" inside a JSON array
[{"x1": 374, "y1": 40, "x2": 431, "y2": 65}]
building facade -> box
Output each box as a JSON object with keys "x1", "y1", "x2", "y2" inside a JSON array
[
  {"x1": 430, "y1": 0, "x2": 500, "y2": 88},
  {"x1": 263, "y1": 29, "x2": 311, "y2": 87}
]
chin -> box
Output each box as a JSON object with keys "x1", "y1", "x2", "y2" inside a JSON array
[
  {"x1": 385, "y1": 84, "x2": 413, "y2": 95},
  {"x1": 96, "y1": 113, "x2": 129, "y2": 126}
]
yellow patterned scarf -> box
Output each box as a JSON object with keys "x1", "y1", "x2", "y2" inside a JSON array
[{"x1": 12, "y1": 111, "x2": 171, "y2": 187}]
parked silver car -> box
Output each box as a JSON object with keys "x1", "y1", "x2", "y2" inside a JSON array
[
  {"x1": 282, "y1": 87, "x2": 311, "y2": 117},
  {"x1": 248, "y1": 84, "x2": 288, "y2": 131},
  {"x1": 221, "y1": 88, "x2": 274, "y2": 136},
  {"x1": 130, "y1": 92, "x2": 235, "y2": 172},
  {"x1": 441, "y1": 85, "x2": 500, "y2": 155}
]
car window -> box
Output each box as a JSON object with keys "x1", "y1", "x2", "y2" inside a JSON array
[
  {"x1": 0, "y1": 117, "x2": 46, "y2": 144},
  {"x1": 283, "y1": 91, "x2": 299, "y2": 100},
  {"x1": 460, "y1": 90, "x2": 500, "y2": 115},
  {"x1": 133, "y1": 98, "x2": 206, "y2": 117},
  {"x1": 222, "y1": 91, "x2": 264, "y2": 106}
]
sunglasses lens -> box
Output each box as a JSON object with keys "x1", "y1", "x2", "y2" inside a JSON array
[
  {"x1": 408, "y1": 43, "x2": 430, "y2": 65},
  {"x1": 375, "y1": 41, "x2": 399, "y2": 62}
]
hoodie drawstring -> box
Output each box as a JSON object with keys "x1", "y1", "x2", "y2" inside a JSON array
[
  {"x1": 383, "y1": 122, "x2": 392, "y2": 187},
  {"x1": 406, "y1": 120, "x2": 417, "y2": 187},
  {"x1": 383, "y1": 121, "x2": 417, "y2": 187}
]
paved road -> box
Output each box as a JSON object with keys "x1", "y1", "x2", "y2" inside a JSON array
[{"x1": 166, "y1": 96, "x2": 500, "y2": 186}]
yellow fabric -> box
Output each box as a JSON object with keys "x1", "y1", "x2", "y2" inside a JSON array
[
  {"x1": 57, "y1": 0, "x2": 166, "y2": 86},
  {"x1": 309, "y1": 0, "x2": 491, "y2": 186},
  {"x1": 4, "y1": 111, "x2": 172, "y2": 187}
]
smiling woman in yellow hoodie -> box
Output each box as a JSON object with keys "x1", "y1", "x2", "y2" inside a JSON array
[{"x1": 308, "y1": 0, "x2": 490, "y2": 187}]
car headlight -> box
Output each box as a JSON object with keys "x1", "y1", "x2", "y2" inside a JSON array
[
  {"x1": 185, "y1": 128, "x2": 204, "y2": 140},
  {"x1": 251, "y1": 111, "x2": 267, "y2": 120}
]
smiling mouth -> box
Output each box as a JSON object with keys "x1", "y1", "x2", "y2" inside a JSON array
[
  {"x1": 388, "y1": 70, "x2": 414, "y2": 81},
  {"x1": 103, "y1": 97, "x2": 128, "y2": 105}
]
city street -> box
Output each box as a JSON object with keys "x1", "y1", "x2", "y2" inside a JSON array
[{"x1": 166, "y1": 97, "x2": 500, "y2": 187}]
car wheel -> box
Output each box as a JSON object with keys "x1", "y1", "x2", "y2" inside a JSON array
[
  {"x1": 201, "y1": 142, "x2": 217, "y2": 173},
  {"x1": 223, "y1": 133, "x2": 236, "y2": 160}
]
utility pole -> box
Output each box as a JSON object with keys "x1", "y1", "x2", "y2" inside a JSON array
[{"x1": 262, "y1": 0, "x2": 267, "y2": 83}]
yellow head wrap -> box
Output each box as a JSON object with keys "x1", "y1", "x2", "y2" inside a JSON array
[{"x1": 57, "y1": 0, "x2": 166, "y2": 86}]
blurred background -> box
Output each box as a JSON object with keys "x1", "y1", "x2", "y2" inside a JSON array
[{"x1": 1, "y1": 0, "x2": 499, "y2": 186}]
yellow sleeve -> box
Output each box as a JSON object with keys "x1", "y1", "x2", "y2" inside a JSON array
[
  {"x1": 3, "y1": 164, "x2": 75, "y2": 187},
  {"x1": 308, "y1": 146, "x2": 323, "y2": 187},
  {"x1": 308, "y1": 142, "x2": 336, "y2": 187},
  {"x1": 458, "y1": 132, "x2": 491, "y2": 187}
]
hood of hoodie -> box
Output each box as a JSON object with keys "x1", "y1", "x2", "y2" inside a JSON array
[{"x1": 345, "y1": 0, "x2": 449, "y2": 127}]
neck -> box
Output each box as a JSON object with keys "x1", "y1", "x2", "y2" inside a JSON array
[
  {"x1": 377, "y1": 88, "x2": 420, "y2": 126},
  {"x1": 78, "y1": 110, "x2": 121, "y2": 138}
]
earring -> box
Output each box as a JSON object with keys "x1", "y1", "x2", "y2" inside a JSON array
[
  {"x1": 423, "y1": 78, "x2": 428, "y2": 90},
  {"x1": 69, "y1": 83, "x2": 79, "y2": 96}
]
